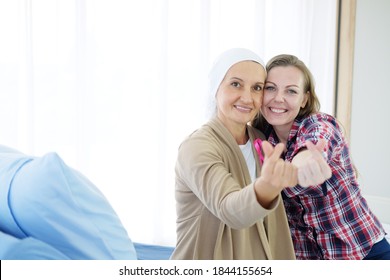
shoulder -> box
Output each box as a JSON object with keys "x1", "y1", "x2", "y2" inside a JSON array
[
  {"x1": 298, "y1": 112, "x2": 341, "y2": 132},
  {"x1": 302, "y1": 112, "x2": 337, "y2": 125},
  {"x1": 177, "y1": 121, "x2": 223, "y2": 162},
  {"x1": 296, "y1": 112, "x2": 346, "y2": 143},
  {"x1": 179, "y1": 118, "x2": 237, "y2": 150},
  {"x1": 179, "y1": 122, "x2": 215, "y2": 148}
]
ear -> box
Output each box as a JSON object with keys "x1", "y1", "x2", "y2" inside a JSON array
[{"x1": 301, "y1": 91, "x2": 310, "y2": 108}]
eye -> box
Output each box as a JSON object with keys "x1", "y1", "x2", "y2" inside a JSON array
[
  {"x1": 287, "y1": 89, "x2": 298, "y2": 94},
  {"x1": 231, "y1": 81, "x2": 241, "y2": 88},
  {"x1": 264, "y1": 85, "x2": 276, "y2": 91},
  {"x1": 253, "y1": 84, "x2": 263, "y2": 91}
]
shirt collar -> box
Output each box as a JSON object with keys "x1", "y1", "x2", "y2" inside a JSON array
[{"x1": 268, "y1": 117, "x2": 303, "y2": 145}]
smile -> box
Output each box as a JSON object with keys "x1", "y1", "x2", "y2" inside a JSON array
[
  {"x1": 234, "y1": 105, "x2": 252, "y2": 113},
  {"x1": 269, "y1": 107, "x2": 287, "y2": 113}
]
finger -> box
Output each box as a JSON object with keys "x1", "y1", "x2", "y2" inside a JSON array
[
  {"x1": 305, "y1": 140, "x2": 319, "y2": 153},
  {"x1": 308, "y1": 148, "x2": 332, "y2": 180},
  {"x1": 319, "y1": 161, "x2": 332, "y2": 179},
  {"x1": 306, "y1": 139, "x2": 327, "y2": 153},
  {"x1": 261, "y1": 141, "x2": 275, "y2": 158},
  {"x1": 273, "y1": 158, "x2": 285, "y2": 178},
  {"x1": 261, "y1": 141, "x2": 274, "y2": 158},
  {"x1": 308, "y1": 161, "x2": 327, "y2": 183},
  {"x1": 299, "y1": 161, "x2": 328, "y2": 186},
  {"x1": 290, "y1": 164, "x2": 298, "y2": 186},
  {"x1": 268, "y1": 160, "x2": 299, "y2": 188},
  {"x1": 306, "y1": 140, "x2": 327, "y2": 163},
  {"x1": 273, "y1": 143, "x2": 285, "y2": 159},
  {"x1": 261, "y1": 141, "x2": 284, "y2": 165},
  {"x1": 298, "y1": 168, "x2": 309, "y2": 187},
  {"x1": 315, "y1": 139, "x2": 328, "y2": 151},
  {"x1": 282, "y1": 163, "x2": 298, "y2": 187},
  {"x1": 299, "y1": 166, "x2": 321, "y2": 187},
  {"x1": 267, "y1": 143, "x2": 285, "y2": 161}
]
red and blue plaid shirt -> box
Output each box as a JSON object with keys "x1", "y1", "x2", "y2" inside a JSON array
[{"x1": 266, "y1": 112, "x2": 386, "y2": 259}]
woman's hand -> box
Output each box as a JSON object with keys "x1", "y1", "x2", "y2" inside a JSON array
[
  {"x1": 293, "y1": 139, "x2": 332, "y2": 187},
  {"x1": 260, "y1": 141, "x2": 298, "y2": 188},
  {"x1": 254, "y1": 141, "x2": 298, "y2": 208}
]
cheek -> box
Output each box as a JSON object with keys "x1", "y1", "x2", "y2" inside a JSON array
[
  {"x1": 293, "y1": 97, "x2": 306, "y2": 109},
  {"x1": 261, "y1": 92, "x2": 271, "y2": 105},
  {"x1": 216, "y1": 90, "x2": 227, "y2": 103},
  {"x1": 254, "y1": 94, "x2": 262, "y2": 107}
]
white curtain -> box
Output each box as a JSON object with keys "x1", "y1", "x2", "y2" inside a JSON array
[{"x1": 0, "y1": 0, "x2": 337, "y2": 246}]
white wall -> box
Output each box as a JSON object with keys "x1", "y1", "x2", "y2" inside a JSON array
[{"x1": 350, "y1": 0, "x2": 390, "y2": 223}]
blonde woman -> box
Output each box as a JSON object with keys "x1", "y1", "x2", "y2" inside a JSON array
[{"x1": 252, "y1": 54, "x2": 389, "y2": 259}]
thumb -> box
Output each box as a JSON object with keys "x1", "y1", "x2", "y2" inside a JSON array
[
  {"x1": 306, "y1": 139, "x2": 327, "y2": 153},
  {"x1": 261, "y1": 141, "x2": 274, "y2": 158},
  {"x1": 262, "y1": 141, "x2": 284, "y2": 160}
]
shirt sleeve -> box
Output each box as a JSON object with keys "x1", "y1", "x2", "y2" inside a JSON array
[
  {"x1": 284, "y1": 113, "x2": 345, "y2": 197},
  {"x1": 176, "y1": 135, "x2": 277, "y2": 230}
]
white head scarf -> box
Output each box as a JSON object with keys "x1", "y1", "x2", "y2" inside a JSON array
[{"x1": 207, "y1": 48, "x2": 266, "y2": 116}]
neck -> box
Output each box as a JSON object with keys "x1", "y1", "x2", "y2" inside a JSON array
[
  {"x1": 273, "y1": 126, "x2": 290, "y2": 147},
  {"x1": 227, "y1": 124, "x2": 248, "y2": 145},
  {"x1": 216, "y1": 116, "x2": 248, "y2": 145},
  {"x1": 236, "y1": 132, "x2": 248, "y2": 145},
  {"x1": 231, "y1": 124, "x2": 248, "y2": 145}
]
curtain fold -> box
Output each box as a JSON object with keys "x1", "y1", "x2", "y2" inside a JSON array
[{"x1": 0, "y1": 0, "x2": 336, "y2": 246}]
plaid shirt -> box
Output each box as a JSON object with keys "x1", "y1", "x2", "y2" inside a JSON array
[{"x1": 267, "y1": 112, "x2": 385, "y2": 259}]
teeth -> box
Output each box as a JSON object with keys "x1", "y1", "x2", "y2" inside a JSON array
[{"x1": 270, "y1": 107, "x2": 286, "y2": 113}]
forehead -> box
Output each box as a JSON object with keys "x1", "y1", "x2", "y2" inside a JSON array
[
  {"x1": 225, "y1": 60, "x2": 266, "y2": 78},
  {"x1": 267, "y1": 66, "x2": 303, "y2": 84}
]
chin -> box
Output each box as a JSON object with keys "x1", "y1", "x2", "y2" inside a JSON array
[{"x1": 266, "y1": 119, "x2": 285, "y2": 126}]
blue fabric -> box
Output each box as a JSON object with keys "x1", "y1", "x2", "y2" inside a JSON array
[
  {"x1": 363, "y1": 238, "x2": 390, "y2": 260},
  {"x1": 0, "y1": 145, "x2": 137, "y2": 260},
  {"x1": 0, "y1": 230, "x2": 70, "y2": 260},
  {"x1": 133, "y1": 242, "x2": 174, "y2": 260}
]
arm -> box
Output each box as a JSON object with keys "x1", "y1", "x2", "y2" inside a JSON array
[
  {"x1": 177, "y1": 137, "x2": 294, "y2": 229},
  {"x1": 176, "y1": 138, "x2": 262, "y2": 229}
]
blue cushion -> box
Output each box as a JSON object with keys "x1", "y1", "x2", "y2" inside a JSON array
[
  {"x1": 0, "y1": 230, "x2": 70, "y2": 260},
  {"x1": 0, "y1": 145, "x2": 137, "y2": 259},
  {"x1": 133, "y1": 242, "x2": 174, "y2": 260}
]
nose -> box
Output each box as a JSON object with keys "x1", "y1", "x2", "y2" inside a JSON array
[
  {"x1": 274, "y1": 90, "x2": 284, "y2": 102},
  {"x1": 240, "y1": 87, "x2": 253, "y2": 103}
]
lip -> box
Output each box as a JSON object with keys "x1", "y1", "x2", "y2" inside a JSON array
[{"x1": 234, "y1": 105, "x2": 252, "y2": 113}]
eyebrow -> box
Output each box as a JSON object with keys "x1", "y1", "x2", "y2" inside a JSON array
[
  {"x1": 266, "y1": 81, "x2": 299, "y2": 88},
  {"x1": 230, "y1": 77, "x2": 264, "y2": 84}
]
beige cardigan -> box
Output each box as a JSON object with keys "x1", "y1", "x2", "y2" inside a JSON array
[{"x1": 170, "y1": 118, "x2": 295, "y2": 260}]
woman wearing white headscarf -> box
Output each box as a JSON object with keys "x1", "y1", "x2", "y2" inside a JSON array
[{"x1": 170, "y1": 48, "x2": 297, "y2": 259}]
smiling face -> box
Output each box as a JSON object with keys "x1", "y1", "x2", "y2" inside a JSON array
[
  {"x1": 261, "y1": 65, "x2": 308, "y2": 140},
  {"x1": 216, "y1": 60, "x2": 266, "y2": 138}
]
